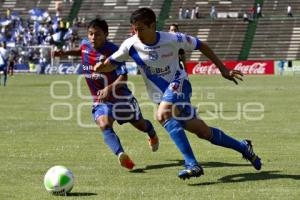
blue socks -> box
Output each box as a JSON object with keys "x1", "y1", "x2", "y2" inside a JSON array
[
  {"x1": 163, "y1": 118, "x2": 198, "y2": 167},
  {"x1": 210, "y1": 127, "x2": 247, "y2": 154},
  {"x1": 103, "y1": 128, "x2": 124, "y2": 155}
]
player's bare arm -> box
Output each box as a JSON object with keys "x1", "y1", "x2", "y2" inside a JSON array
[
  {"x1": 94, "y1": 58, "x2": 117, "y2": 73},
  {"x1": 199, "y1": 42, "x2": 243, "y2": 84},
  {"x1": 97, "y1": 74, "x2": 128, "y2": 101}
]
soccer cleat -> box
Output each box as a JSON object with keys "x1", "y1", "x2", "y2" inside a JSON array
[
  {"x1": 118, "y1": 152, "x2": 135, "y2": 170},
  {"x1": 178, "y1": 164, "x2": 204, "y2": 180},
  {"x1": 242, "y1": 140, "x2": 262, "y2": 170},
  {"x1": 148, "y1": 134, "x2": 159, "y2": 152}
]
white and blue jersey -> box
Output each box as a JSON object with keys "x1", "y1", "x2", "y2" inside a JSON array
[
  {"x1": 109, "y1": 31, "x2": 201, "y2": 104},
  {"x1": 0, "y1": 47, "x2": 8, "y2": 70}
]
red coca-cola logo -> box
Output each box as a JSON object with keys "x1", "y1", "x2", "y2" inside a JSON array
[
  {"x1": 188, "y1": 60, "x2": 274, "y2": 75},
  {"x1": 234, "y1": 62, "x2": 266, "y2": 74},
  {"x1": 192, "y1": 63, "x2": 220, "y2": 75}
]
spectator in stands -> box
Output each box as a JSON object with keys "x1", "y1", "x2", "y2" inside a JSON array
[
  {"x1": 0, "y1": 42, "x2": 8, "y2": 86},
  {"x1": 6, "y1": 9, "x2": 11, "y2": 19},
  {"x1": 287, "y1": 4, "x2": 293, "y2": 17},
  {"x1": 248, "y1": 6, "x2": 255, "y2": 21},
  {"x1": 7, "y1": 48, "x2": 17, "y2": 76},
  {"x1": 168, "y1": 24, "x2": 186, "y2": 71},
  {"x1": 256, "y1": 3, "x2": 262, "y2": 18},
  {"x1": 191, "y1": 7, "x2": 195, "y2": 19},
  {"x1": 195, "y1": 6, "x2": 200, "y2": 19},
  {"x1": 210, "y1": 5, "x2": 217, "y2": 19},
  {"x1": 278, "y1": 60, "x2": 285, "y2": 75},
  {"x1": 243, "y1": 12, "x2": 249, "y2": 22},
  {"x1": 184, "y1": 8, "x2": 190, "y2": 19},
  {"x1": 178, "y1": 7, "x2": 183, "y2": 20},
  {"x1": 81, "y1": 17, "x2": 86, "y2": 25},
  {"x1": 55, "y1": 1, "x2": 62, "y2": 17}
]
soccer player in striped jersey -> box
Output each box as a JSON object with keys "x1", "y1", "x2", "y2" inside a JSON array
[
  {"x1": 53, "y1": 18, "x2": 159, "y2": 170},
  {"x1": 95, "y1": 8, "x2": 262, "y2": 180}
]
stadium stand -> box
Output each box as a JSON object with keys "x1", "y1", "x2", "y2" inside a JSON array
[
  {"x1": 168, "y1": 0, "x2": 254, "y2": 19},
  {"x1": 76, "y1": 0, "x2": 164, "y2": 44},
  {"x1": 0, "y1": 0, "x2": 71, "y2": 20},
  {"x1": 164, "y1": 0, "x2": 255, "y2": 61},
  {"x1": 78, "y1": 0, "x2": 163, "y2": 20},
  {"x1": 248, "y1": 0, "x2": 300, "y2": 60},
  {"x1": 248, "y1": 18, "x2": 300, "y2": 60},
  {"x1": 164, "y1": 19, "x2": 248, "y2": 61},
  {"x1": 261, "y1": 0, "x2": 300, "y2": 17}
]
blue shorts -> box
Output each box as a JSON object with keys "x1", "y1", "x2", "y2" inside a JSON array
[
  {"x1": 162, "y1": 78, "x2": 197, "y2": 121},
  {"x1": 92, "y1": 97, "x2": 143, "y2": 125}
]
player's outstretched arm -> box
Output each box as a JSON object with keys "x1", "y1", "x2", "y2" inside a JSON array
[
  {"x1": 199, "y1": 42, "x2": 243, "y2": 84},
  {"x1": 94, "y1": 58, "x2": 117, "y2": 73},
  {"x1": 52, "y1": 48, "x2": 81, "y2": 57},
  {"x1": 97, "y1": 74, "x2": 128, "y2": 101}
]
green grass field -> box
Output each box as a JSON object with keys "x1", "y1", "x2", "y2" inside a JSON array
[{"x1": 0, "y1": 74, "x2": 300, "y2": 200}]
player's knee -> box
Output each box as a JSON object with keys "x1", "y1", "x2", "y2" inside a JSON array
[
  {"x1": 156, "y1": 111, "x2": 172, "y2": 124},
  {"x1": 96, "y1": 119, "x2": 112, "y2": 131}
]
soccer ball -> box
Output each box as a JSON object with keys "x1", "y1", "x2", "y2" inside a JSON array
[{"x1": 44, "y1": 165, "x2": 74, "y2": 195}]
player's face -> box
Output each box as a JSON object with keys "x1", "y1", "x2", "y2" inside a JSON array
[
  {"x1": 88, "y1": 27, "x2": 106, "y2": 49},
  {"x1": 169, "y1": 25, "x2": 178, "y2": 33},
  {"x1": 131, "y1": 21, "x2": 156, "y2": 44}
]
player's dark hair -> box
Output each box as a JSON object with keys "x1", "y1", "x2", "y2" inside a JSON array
[
  {"x1": 170, "y1": 24, "x2": 179, "y2": 31},
  {"x1": 130, "y1": 8, "x2": 156, "y2": 27},
  {"x1": 87, "y1": 18, "x2": 109, "y2": 35}
]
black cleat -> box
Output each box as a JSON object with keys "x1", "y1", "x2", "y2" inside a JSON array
[
  {"x1": 242, "y1": 140, "x2": 262, "y2": 170},
  {"x1": 178, "y1": 164, "x2": 204, "y2": 180}
]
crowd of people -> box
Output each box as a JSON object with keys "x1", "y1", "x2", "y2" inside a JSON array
[
  {"x1": 0, "y1": 7, "x2": 81, "y2": 80},
  {"x1": 0, "y1": 8, "x2": 79, "y2": 49}
]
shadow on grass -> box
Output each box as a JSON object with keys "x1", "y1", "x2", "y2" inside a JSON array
[
  {"x1": 130, "y1": 160, "x2": 250, "y2": 173},
  {"x1": 130, "y1": 161, "x2": 183, "y2": 173},
  {"x1": 189, "y1": 171, "x2": 300, "y2": 186},
  {"x1": 67, "y1": 192, "x2": 97, "y2": 196}
]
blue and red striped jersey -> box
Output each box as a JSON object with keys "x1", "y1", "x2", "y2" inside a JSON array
[{"x1": 80, "y1": 38, "x2": 132, "y2": 103}]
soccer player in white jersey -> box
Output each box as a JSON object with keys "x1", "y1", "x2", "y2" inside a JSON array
[{"x1": 95, "y1": 8, "x2": 261, "y2": 180}]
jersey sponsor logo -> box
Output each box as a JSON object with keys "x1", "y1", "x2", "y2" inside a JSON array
[
  {"x1": 82, "y1": 65, "x2": 94, "y2": 71},
  {"x1": 149, "y1": 51, "x2": 159, "y2": 61},
  {"x1": 144, "y1": 46, "x2": 160, "y2": 50},
  {"x1": 144, "y1": 65, "x2": 171, "y2": 76},
  {"x1": 161, "y1": 52, "x2": 174, "y2": 58}
]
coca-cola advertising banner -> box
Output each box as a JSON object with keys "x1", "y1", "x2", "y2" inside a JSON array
[{"x1": 186, "y1": 60, "x2": 275, "y2": 75}]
